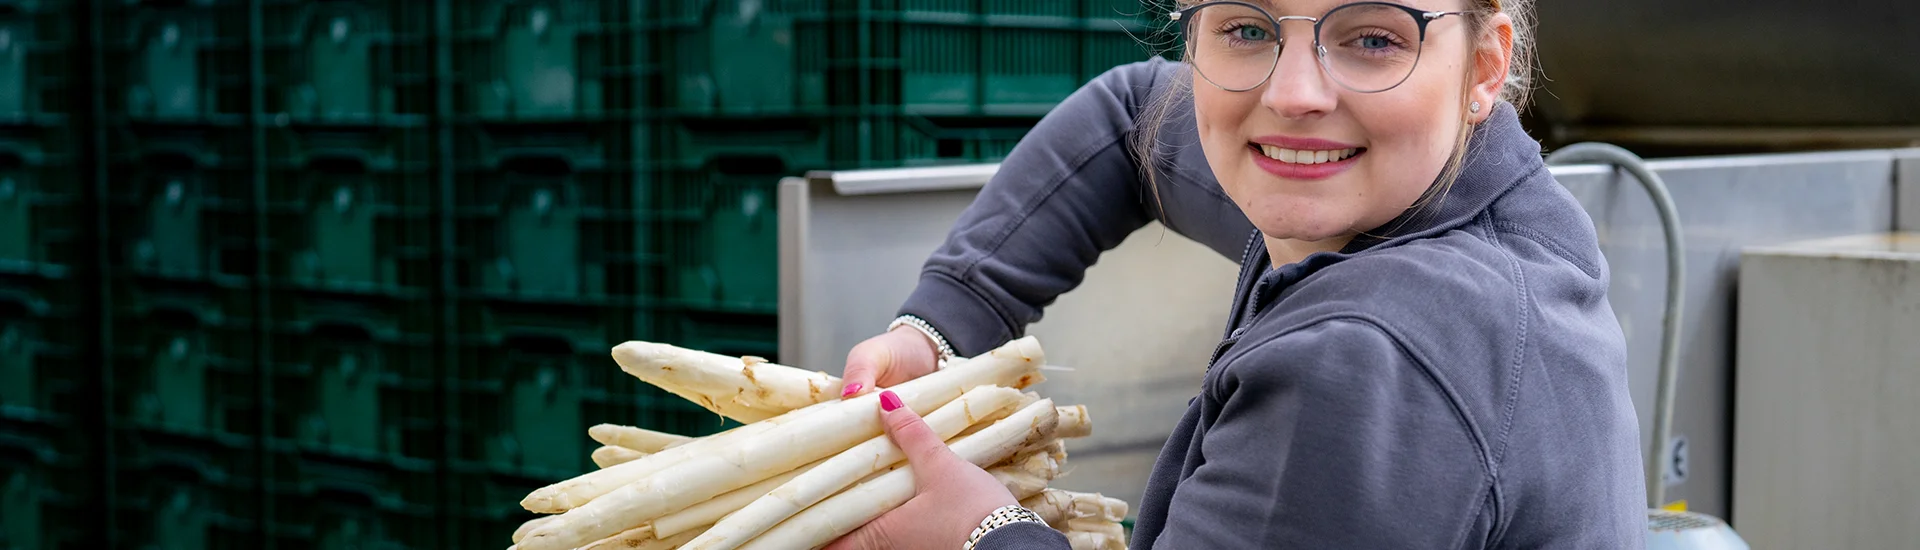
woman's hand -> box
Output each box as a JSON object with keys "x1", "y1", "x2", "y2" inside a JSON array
[
  {"x1": 825, "y1": 391, "x2": 1019, "y2": 550},
  {"x1": 839, "y1": 327, "x2": 943, "y2": 398}
]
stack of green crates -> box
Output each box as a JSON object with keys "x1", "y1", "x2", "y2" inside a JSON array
[
  {"x1": 100, "y1": 0, "x2": 272, "y2": 547},
  {"x1": 0, "y1": 1, "x2": 97, "y2": 549},
  {"x1": 0, "y1": 0, "x2": 1174, "y2": 547}
]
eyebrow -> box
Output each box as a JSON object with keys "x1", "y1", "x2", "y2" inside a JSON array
[{"x1": 1241, "y1": 0, "x2": 1427, "y2": 14}]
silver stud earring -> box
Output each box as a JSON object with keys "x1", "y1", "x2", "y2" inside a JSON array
[{"x1": 1469, "y1": 101, "x2": 1482, "y2": 113}]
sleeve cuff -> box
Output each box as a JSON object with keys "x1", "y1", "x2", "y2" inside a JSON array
[
  {"x1": 974, "y1": 521, "x2": 1072, "y2": 550},
  {"x1": 897, "y1": 271, "x2": 1017, "y2": 358}
]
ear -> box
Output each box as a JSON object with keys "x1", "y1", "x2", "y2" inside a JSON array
[{"x1": 1467, "y1": 12, "x2": 1515, "y2": 123}]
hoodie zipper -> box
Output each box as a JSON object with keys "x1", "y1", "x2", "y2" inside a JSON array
[{"x1": 1207, "y1": 230, "x2": 1265, "y2": 372}]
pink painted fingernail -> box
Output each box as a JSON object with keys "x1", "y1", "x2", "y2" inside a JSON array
[
  {"x1": 841, "y1": 383, "x2": 863, "y2": 398},
  {"x1": 879, "y1": 391, "x2": 903, "y2": 412}
]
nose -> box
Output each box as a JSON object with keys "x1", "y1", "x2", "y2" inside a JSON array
[{"x1": 1260, "y1": 28, "x2": 1338, "y2": 119}]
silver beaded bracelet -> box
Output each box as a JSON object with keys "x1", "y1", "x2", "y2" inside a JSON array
[
  {"x1": 889, "y1": 314, "x2": 956, "y2": 370},
  {"x1": 963, "y1": 504, "x2": 1048, "y2": 550}
]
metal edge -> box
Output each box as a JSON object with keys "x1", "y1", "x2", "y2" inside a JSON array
[
  {"x1": 810, "y1": 164, "x2": 1002, "y2": 196},
  {"x1": 1739, "y1": 233, "x2": 1920, "y2": 262},
  {"x1": 1897, "y1": 149, "x2": 1920, "y2": 233},
  {"x1": 778, "y1": 177, "x2": 810, "y2": 367},
  {"x1": 1629, "y1": 147, "x2": 1902, "y2": 172}
]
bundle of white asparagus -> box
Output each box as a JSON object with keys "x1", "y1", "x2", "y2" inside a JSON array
[{"x1": 507, "y1": 336, "x2": 1131, "y2": 550}]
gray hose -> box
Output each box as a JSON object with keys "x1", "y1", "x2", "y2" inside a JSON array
[{"x1": 1544, "y1": 142, "x2": 1686, "y2": 509}]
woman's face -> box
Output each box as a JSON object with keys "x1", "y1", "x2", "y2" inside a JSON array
[{"x1": 1190, "y1": 0, "x2": 1507, "y2": 244}]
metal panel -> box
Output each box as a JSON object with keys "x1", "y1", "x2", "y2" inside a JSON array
[
  {"x1": 1733, "y1": 234, "x2": 1920, "y2": 548},
  {"x1": 1555, "y1": 149, "x2": 1897, "y2": 517},
  {"x1": 782, "y1": 149, "x2": 1904, "y2": 517}
]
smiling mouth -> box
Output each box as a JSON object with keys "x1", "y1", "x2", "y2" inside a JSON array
[{"x1": 1249, "y1": 143, "x2": 1367, "y2": 165}]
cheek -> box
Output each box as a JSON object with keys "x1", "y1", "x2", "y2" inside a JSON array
[
  {"x1": 1191, "y1": 85, "x2": 1256, "y2": 194},
  {"x1": 1356, "y1": 76, "x2": 1465, "y2": 185}
]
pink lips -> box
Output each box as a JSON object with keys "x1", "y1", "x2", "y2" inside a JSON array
[{"x1": 1246, "y1": 136, "x2": 1366, "y2": 181}]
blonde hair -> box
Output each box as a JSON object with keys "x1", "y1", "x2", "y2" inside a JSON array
[{"x1": 1134, "y1": 0, "x2": 1538, "y2": 227}]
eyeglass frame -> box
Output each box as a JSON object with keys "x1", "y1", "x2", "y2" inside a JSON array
[{"x1": 1169, "y1": 1, "x2": 1476, "y2": 94}]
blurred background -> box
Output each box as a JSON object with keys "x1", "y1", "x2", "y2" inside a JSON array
[{"x1": 0, "y1": 0, "x2": 1914, "y2": 548}]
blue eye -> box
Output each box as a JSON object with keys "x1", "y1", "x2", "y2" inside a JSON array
[
  {"x1": 1234, "y1": 26, "x2": 1271, "y2": 42},
  {"x1": 1358, "y1": 35, "x2": 1392, "y2": 50}
]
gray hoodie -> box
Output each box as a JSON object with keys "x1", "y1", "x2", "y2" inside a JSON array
[{"x1": 900, "y1": 59, "x2": 1647, "y2": 549}]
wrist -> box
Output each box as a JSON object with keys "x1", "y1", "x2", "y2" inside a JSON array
[{"x1": 889, "y1": 315, "x2": 956, "y2": 369}]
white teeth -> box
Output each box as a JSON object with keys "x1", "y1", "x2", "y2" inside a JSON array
[{"x1": 1258, "y1": 146, "x2": 1359, "y2": 165}]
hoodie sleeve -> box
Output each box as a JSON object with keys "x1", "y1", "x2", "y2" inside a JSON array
[
  {"x1": 1147, "y1": 318, "x2": 1498, "y2": 549},
  {"x1": 897, "y1": 58, "x2": 1253, "y2": 356}
]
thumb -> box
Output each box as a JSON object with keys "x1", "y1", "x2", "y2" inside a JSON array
[
  {"x1": 840, "y1": 338, "x2": 895, "y2": 399},
  {"x1": 878, "y1": 390, "x2": 966, "y2": 486},
  {"x1": 821, "y1": 494, "x2": 933, "y2": 550}
]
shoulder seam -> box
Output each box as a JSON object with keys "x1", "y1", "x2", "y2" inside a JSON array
[{"x1": 1492, "y1": 220, "x2": 1601, "y2": 278}]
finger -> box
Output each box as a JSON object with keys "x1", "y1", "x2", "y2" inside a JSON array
[
  {"x1": 840, "y1": 340, "x2": 894, "y2": 398},
  {"x1": 878, "y1": 391, "x2": 965, "y2": 485},
  {"x1": 873, "y1": 329, "x2": 937, "y2": 388}
]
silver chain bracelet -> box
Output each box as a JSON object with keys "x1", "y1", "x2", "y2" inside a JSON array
[
  {"x1": 889, "y1": 314, "x2": 956, "y2": 370},
  {"x1": 963, "y1": 504, "x2": 1048, "y2": 550}
]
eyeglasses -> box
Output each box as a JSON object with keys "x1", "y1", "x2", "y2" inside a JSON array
[{"x1": 1171, "y1": 1, "x2": 1472, "y2": 93}]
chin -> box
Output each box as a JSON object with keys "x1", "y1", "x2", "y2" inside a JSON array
[{"x1": 1248, "y1": 215, "x2": 1354, "y2": 243}]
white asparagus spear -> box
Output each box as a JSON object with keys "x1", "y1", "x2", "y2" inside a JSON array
[
  {"x1": 1011, "y1": 438, "x2": 1068, "y2": 465},
  {"x1": 1020, "y1": 489, "x2": 1130, "y2": 526},
  {"x1": 733, "y1": 398, "x2": 1061, "y2": 550},
  {"x1": 612, "y1": 342, "x2": 844, "y2": 419},
  {"x1": 518, "y1": 338, "x2": 1048, "y2": 550},
  {"x1": 510, "y1": 516, "x2": 557, "y2": 544},
  {"x1": 649, "y1": 456, "x2": 826, "y2": 539},
  {"x1": 680, "y1": 386, "x2": 1027, "y2": 550},
  {"x1": 991, "y1": 447, "x2": 1062, "y2": 501},
  {"x1": 578, "y1": 523, "x2": 703, "y2": 550},
  {"x1": 1063, "y1": 520, "x2": 1129, "y2": 550},
  {"x1": 589, "y1": 424, "x2": 694, "y2": 452},
  {"x1": 521, "y1": 396, "x2": 840, "y2": 514},
  {"x1": 1055, "y1": 404, "x2": 1092, "y2": 439},
  {"x1": 591, "y1": 445, "x2": 647, "y2": 468}
]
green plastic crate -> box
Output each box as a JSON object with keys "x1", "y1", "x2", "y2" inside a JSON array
[
  {"x1": 256, "y1": 0, "x2": 435, "y2": 123},
  {"x1": 0, "y1": 135, "x2": 82, "y2": 278},
  {"x1": 0, "y1": 3, "x2": 77, "y2": 123},
  {"x1": 0, "y1": 433, "x2": 90, "y2": 550},
  {"x1": 263, "y1": 292, "x2": 438, "y2": 466},
  {"x1": 0, "y1": 275, "x2": 87, "y2": 428},
  {"x1": 824, "y1": 5, "x2": 1160, "y2": 116},
  {"x1": 265, "y1": 452, "x2": 439, "y2": 550},
  {"x1": 450, "y1": 125, "x2": 653, "y2": 301},
  {"x1": 110, "y1": 280, "x2": 260, "y2": 443},
  {"x1": 105, "y1": 126, "x2": 258, "y2": 283},
  {"x1": 655, "y1": 167, "x2": 782, "y2": 313},
  {"x1": 449, "y1": 0, "x2": 647, "y2": 121},
  {"x1": 112, "y1": 432, "x2": 264, "y2": 550},
  {"x1": 256, "y1": 127, "x2": 436, "y2": 294},
  {"x1": 260, "y1": 165, "x2": 439, "y2": 295},
  {"x1": 102, "y1": 0, "x2": 251, "y2": 122},
  {"x1": 652, "y1": 0, "x2": 831, "y2": 116}
]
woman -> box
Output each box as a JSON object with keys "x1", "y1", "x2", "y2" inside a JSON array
[{"x1": 829, "y1": 0, "x2": 1645, "y2": 548}]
